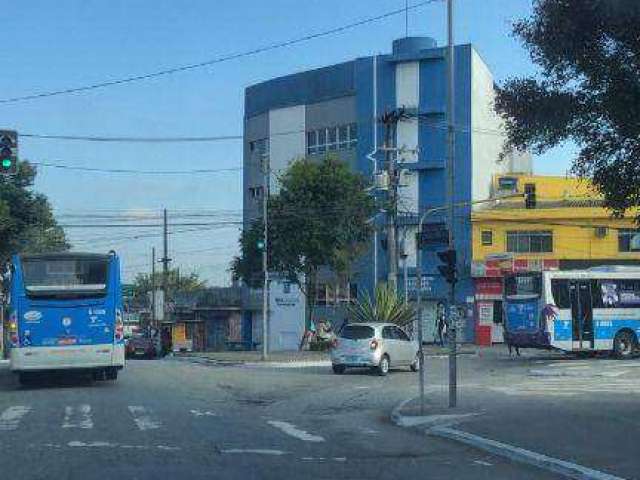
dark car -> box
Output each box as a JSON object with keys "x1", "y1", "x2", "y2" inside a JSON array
[{"x1": 125, "y1": 332, "x2": 156, "y2": 359}]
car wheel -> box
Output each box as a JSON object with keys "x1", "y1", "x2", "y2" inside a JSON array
[
  {"x1": 377, "y1": 355, "x2": 390, "y2": 376},
  {"x1": 410, "y1": 354, "x2": 420, "y2": 372},
  {"x1": 332, "y1": 364, "x2": 346, "y2": 375},
  {"x1": 613, "y1": 330, "x2": 637, "y2": 359}
]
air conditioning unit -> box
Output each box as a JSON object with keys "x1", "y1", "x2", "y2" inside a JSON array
[
  {"x1": 374, "y1": 171, "x2": 389, "y2": 191},
  {"x1": 594, "y1": 226, "x2": 608, "y2": 238}
]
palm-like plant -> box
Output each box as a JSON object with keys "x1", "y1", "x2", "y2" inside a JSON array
[{"x1": 348, "y1": 283, "x2": 415, "y2": 326}]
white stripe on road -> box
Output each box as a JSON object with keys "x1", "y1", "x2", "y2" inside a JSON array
[
  {"x1": 220, "y1": 449, "x2": 288, "y2": 456},
  {"x1": 267, "y1": 420, "x2": 325, "y2": 443},
  {"x1": 128, "y1": 406, "x2": 162, "y2": 431},
  {"x1": 0, "y1": 406, "x2": 31, "y2": 431},
  {"x1": 62, "y1": 405, "x2": 93, "y2": 429}
]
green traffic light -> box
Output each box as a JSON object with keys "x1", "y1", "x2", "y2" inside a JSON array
[{"x1": 1, "y1": 158, "x2": 11, "y2": 169}]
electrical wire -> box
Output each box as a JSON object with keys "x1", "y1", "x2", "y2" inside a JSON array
[{"x1": 0, "y1": 1, "x2": 441, "y2": 105}]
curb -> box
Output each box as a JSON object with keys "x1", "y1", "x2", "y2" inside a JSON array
[
  {"x1": 390, "y1": 397, "x2": 624, "y2": 480},
  {"x1": 430, "y1": 426, "x2": 624, "y2": 480}
]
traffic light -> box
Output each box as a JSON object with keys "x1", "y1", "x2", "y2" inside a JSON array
[
  {"x1": 437, "y1": 249, "x2": 457, "y2": 284},
  {"x1": 0, "y1": 130, "x2": 18, "y2": 176},
  {"x1": 524, "y1": 183, "x2": 536, "y2": 209}
]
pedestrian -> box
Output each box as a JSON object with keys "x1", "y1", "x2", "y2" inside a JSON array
[{"x1": 436, "y1": 303, "x2": 446, "y2": 347}]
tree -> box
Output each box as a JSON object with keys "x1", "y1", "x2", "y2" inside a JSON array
[
  {"x1": 231, "y1": 155, "x2": 375, "y2": 327},
  {"x1": 131, "y1": 268, "x2": 207, "y2": 302},
  {"x1": 230, "y1": 220, "x2": 264, "y2": 289},
  {"x1": 0, "y1": 161, "x2": 68, "y2": 261},
  {"x1": 495, "y1": 0, "x2": 640, "y2": 216}
]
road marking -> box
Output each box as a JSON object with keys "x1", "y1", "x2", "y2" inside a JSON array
[
  {"x1": 62, "y1": 405, "x2": 93, "y2": 429},
  {"x1": 190, "y1": 409, "x2": 217, "y2": 417},
  {"x1": 220, "y1": 449, "x2": 288, "y2": 456},
  {"x1": 128, "y1": 406, "x2": 162, "y2": 431},
  {"x1": 267, "y1": 420, "x2": 325, "y2": 443},
  {"x1": 431, "y1": 426, "x2": 625, "y2": 480},
  {"x1": 0, "y1": 406, "x2": 31, "y2": 431}
]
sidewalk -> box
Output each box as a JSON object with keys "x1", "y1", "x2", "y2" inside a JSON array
[
  {"x1": 390, "y1": 353, "x2": 635, "y2": 480},
  {"x1": 171, "y1": 343, "x2": 478, "y2": 367}
]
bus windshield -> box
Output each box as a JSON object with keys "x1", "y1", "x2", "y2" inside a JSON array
[
  {"x1": 504, "y1": 273, "x2": 541, "y2": 300},
  {"x1": 22, "y1": 256, "x2": 108, "y2": 298}
]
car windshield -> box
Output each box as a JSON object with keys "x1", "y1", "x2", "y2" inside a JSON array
[{"x1": 340, "y1": 325, "x2": 374, "y2": 340}]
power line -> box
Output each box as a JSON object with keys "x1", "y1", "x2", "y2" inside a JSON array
[
  {"x1": 34, "y1": 162, "x2": 242, "y2": 175},
  {"x1": 0, "y1": 1, "x2": 440, "y2": 105}
]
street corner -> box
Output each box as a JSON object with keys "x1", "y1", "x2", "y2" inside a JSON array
[{"x1": 390, "y1": 396, "x2": 483, "y2": 429}]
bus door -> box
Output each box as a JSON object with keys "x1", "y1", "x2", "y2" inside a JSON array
[{"x1": 569, "y1": 281, "x2": 594, "y2": 349}]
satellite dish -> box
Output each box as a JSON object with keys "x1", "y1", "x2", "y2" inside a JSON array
[{"x1": 630, "y1": 233, "x2": 640, "y2": 251}]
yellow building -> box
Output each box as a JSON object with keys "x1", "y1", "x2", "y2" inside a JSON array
[{"x1": 470, "y1": 173, "x2": 640, "y2": 344}]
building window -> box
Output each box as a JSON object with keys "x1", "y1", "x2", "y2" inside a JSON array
[
  {"x1": 506, "y1": 230, "x2": 553, "y2": 253},
  {"x1": 306, "y1": 123, "x2": 358, "y2": 155},
  {"x1": 306, "y1": 131, "x2": 317, "y2": 155},
  {"x1": 249, "y1": 138, "x2": 269, "y2": 157},
  {"x1": 498, "y1": 177, "x2": 518, "y2": 192},
  {"x1": 618, "y1": 229, "x2": 640, "y2": 252},
  {"x1": 248, "y1": 186, "x2": 264, "y2": 200},
  {"x1": 481, "y1": 230, "x2": 493, "y2": 246}
]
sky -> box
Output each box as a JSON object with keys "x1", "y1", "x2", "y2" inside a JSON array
[{"x1": 0, "y1": 0, "x2": 575, "y2": 285}]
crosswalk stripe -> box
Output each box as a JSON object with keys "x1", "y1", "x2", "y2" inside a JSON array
[
  {"x1": 128, "y1": 406, "x2": 161, "y2": 431},
  {"x1": 62, "y1": 405, "x2": 93, "y2": 429},
  {"x1": 0, "y1": 406, "x2": 31, "y2": 431}
]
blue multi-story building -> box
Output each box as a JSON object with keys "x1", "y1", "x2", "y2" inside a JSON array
[{"x1": 243, "y1": 37, "x2": 530, "y2": 343}]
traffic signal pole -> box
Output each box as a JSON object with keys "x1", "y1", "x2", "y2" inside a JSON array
[{"x1": 446, "y1": 0, "x2": 457, "y2": 409}]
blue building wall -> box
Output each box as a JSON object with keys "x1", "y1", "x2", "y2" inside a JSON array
[{"x1": 244, "y1": 39, "x2": 501, "y2": 341}]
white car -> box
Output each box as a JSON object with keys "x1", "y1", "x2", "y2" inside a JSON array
[{"x1": 331, "y1": 322, "x2": 419, "y2": 375}]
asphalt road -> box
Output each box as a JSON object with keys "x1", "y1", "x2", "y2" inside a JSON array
[{"x1": 0, "y1": 356, "x2": 561, "y2": 480}]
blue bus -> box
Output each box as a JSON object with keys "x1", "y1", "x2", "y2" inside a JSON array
[
  {"x1": 7, "y1": 252, "x2": 125, "y2": 384},
  {"x1": 504, "y1": 267, "x2": 640, "y2": 358}
]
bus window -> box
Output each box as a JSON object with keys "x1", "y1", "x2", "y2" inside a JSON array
[
  {"x1": 551, "y1": 279, "x2": 570, "y2": 308},
  {"x1": 505, "y1": 274, "x2": 541, "y2": 298}
]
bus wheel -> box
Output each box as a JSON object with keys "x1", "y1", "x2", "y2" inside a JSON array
[{"x1": 613, "y1": 331, "x2": 637, "y2": 359}]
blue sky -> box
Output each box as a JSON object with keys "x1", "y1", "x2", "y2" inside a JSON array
[{"x1": 0, "y1": 0, "x2": 573, "y2": 285}]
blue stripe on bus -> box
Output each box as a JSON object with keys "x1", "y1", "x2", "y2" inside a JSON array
[{"x1": 554, "y1": 318, "x2": 640, "y2": 341}]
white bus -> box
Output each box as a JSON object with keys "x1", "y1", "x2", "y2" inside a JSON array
[{"x1": 504, "y1": 267, "x2": 640, "y2": 358}]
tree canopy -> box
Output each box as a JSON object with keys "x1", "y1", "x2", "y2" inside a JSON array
[
  {"x1": 496, "y1": 0, "x2": 640, "y2": 216},
  {"x1": 231, "y1": 155, "x2": 375, "y2": 324},
  {"x1": 0, "y1": 161, "x2": 68, "y2": 261},
  {"x1": 131, "y1": 268, "x2": 207, "y2": 301}
]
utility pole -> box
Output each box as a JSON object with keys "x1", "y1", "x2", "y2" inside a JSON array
[
  {"x1": 382, "y1": 111, "x2": 400, "y2": 291},
  {"x1": 446, "y1": 0, "x2": 458, "y2": 409},
  {"x1": 261, "y1": 152, "x2": 270, "y2": 360},
  {"x1": 151, "y1": 247, "x2": 156, "y2": 328},
  {"x1": 162, "y1": 209, "x2": 170, "y2": 294}
]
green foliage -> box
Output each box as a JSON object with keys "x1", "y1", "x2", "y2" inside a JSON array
[
  {"x1": 131, "y1": 268, "x2": 207, "y2": 302},
  {"x1": 348, "y1": 283, "x2": 415, "y2": 326},
  {"x1": 496, "y1": 0, "x2": 640, "y2": 216},
  {"x1": 230, "y1": 220, "x2": 265, "y2": 288},
  {"x1": 0, "y1": 161, "x2": 68, "y2": 261},
  {"x1": 231, "y1": 156, "x2": 375, "y2": 319}
]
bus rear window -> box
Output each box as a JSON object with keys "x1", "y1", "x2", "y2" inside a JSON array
[
  {"x1": 341, "y1": 325, "x2": 374, "y2": 340},
  {"x1": 505, "y1": 274, "x2": 541, "y2": 298},
  {"x1": 23, "y1": 257, "x2": 108, "y2": 297}
]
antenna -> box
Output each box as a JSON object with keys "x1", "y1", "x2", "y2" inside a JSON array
[{"x1": 405, "y1": 0, "x2": 409, "y2": 37}]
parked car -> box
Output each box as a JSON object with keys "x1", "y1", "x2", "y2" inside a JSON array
[
  {"x1": 330, "y1": 323, "x2": 419, "y2": 375},
  {"x1": 125, "y1": 331, "x2": 157, "y2": 359}
]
